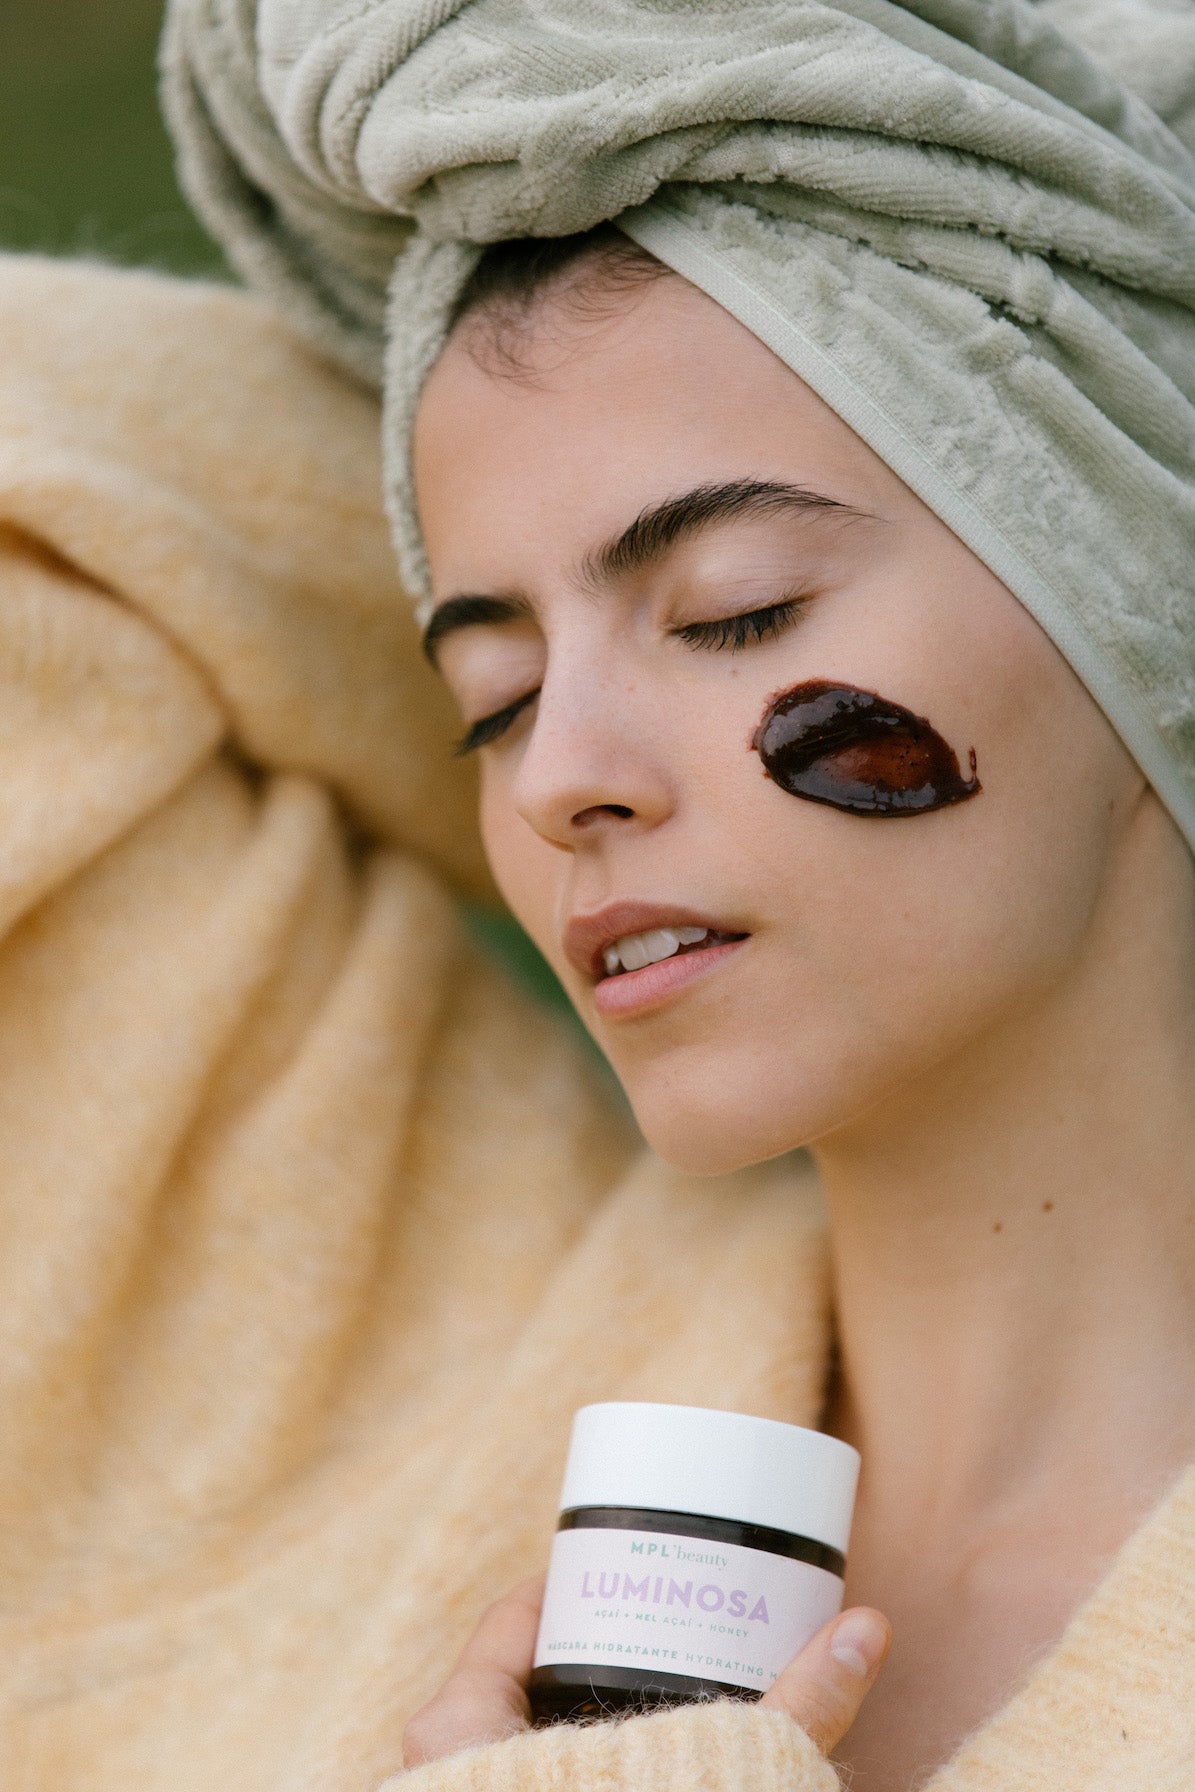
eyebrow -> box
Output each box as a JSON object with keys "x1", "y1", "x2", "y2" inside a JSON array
[
  {"x1": 420, "y1": 478, "x2": 869, "y2": 666},
  {"x1": 584, "y1": 478, "x2": 867, "y2": 586}
]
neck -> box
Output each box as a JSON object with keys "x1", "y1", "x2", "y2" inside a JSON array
[{"x1": 812, "y1": 796, "x2": 1195, "y2": 1555}]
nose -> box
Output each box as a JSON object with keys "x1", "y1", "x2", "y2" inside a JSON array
[{"x1": 510, "y1": 662, "x2": 675, "y2": 850}]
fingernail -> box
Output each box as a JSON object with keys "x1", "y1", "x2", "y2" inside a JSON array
[{"x1": 829, "y1": 1610, "x2": 886, "y2": 1678}]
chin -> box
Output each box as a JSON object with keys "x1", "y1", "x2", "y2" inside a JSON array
[
  {"x1": 610, "y1": 1033, "x2": 904, "y2": 1173},
  {"x1": 622, "y1": 1081, "x2": 818, "y2": 1177}
]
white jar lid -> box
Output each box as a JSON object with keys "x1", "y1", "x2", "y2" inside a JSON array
[{"x1": 558, "y1": 1402, "x2": 860, "y2": 1556}]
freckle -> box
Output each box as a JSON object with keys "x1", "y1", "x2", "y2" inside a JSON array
[
  {"x1": 1042, "y1": 1200, "x2": 1054, "y2": 1213},
  {"x1": 993, "y1": 1220, "x2": 1003, "y2": 1234}
]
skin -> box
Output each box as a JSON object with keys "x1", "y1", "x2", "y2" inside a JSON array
[{"x1": 408, "y1": 268, "x2": 1195, "y2": 1789}]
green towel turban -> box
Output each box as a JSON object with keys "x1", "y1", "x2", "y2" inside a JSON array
[{"x1": 162, "y1": 0, "x2": 1195, "y2": 849}]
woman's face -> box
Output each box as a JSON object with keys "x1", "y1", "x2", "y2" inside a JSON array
[{"x1": 414, "y1": 269, "x2": 1142, "y2": 1173}]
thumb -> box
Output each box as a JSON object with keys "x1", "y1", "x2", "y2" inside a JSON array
[
  {"x1": 758, "y1": 1606, "x2": 891, "y2": 1755},
  {"x1": 402, "y1": 1577, "x2": 544, "y2": 1768}
]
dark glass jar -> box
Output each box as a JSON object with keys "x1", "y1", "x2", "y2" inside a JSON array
[
  {"x1": 529, "y1": 1503, "x2": 846, "y2": 1725},
  {"x1": 528, "y1": 1405, "x2": 858, "y2": 1727}
]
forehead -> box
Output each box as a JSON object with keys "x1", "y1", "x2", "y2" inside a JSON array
[{"x1": 412, "y1": 273, "x2": 911, "y2": 598}]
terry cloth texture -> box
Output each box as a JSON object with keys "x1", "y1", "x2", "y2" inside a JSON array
[
  {"x1": 161, "y1": 0, "x2": 1195, "y2": 850},
  {"x1": 5, "y1": 247, "x2": 1195, "y2": 1792}
]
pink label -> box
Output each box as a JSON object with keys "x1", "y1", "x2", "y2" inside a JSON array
[{"x1": 533, "y1": 1525, "x2": 844, "y2": 1694}]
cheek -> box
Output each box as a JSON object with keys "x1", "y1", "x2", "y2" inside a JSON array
[
  {"x1": 477, "y1": 772, "x2": 565, "y2": 963},
  {"x1": 757, "y1": 622, "x2": 1134, "y2": 1042}
]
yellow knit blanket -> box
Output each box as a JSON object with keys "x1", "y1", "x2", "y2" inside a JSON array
[{"x1": 1, "y1": 254, "x2": 1193, "y2": 1792}]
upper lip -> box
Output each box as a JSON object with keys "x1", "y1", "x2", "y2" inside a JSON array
[{"x1": 563, "y1": 900, "x2": 747, "y2": 982}]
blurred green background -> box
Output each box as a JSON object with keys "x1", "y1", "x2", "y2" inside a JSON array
[
  {"x1": 0, "y1": 0, "x2": 585, "y2": 1029},
  {"x1": 1, "y1": 0, "x2": 223, "y2": 272}
]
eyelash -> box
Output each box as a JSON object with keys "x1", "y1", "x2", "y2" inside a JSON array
[
  {"x1": 674, "y1": 596, "x2": 804, "y2": 652},
  {"x1": 452, "y1": 598, "x2": 804, "y2": 755},
  {"x1": 453, "y1": 690, "x2": 538, "y2": 757}
]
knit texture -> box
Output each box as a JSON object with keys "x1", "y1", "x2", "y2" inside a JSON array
[
  {"x1": 3, "y1": 249, "x2": 1195, "y2": 1790},
  {"x1": 391, "y1": 1700, "x2": 840, "y2": 1791},
  {"x1": 160, "y1": 0, "x2": 1195, "y2": 850}
]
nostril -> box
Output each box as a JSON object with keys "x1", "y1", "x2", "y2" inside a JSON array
[{"x1": 573, "y1": 803, "x2": 635, "y2": 827}]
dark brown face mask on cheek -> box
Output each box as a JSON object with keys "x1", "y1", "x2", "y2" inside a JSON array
[{"x1": 753, "y1": 680, "x2": 981, "y2": 816}]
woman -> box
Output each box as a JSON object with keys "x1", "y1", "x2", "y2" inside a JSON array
[
  {"x1": 31, "y1": 0, "x2": 1178, "y2": 1785},
  {"x1": 400, "y1": 220, "x2": 1195, "y2": 1790}
]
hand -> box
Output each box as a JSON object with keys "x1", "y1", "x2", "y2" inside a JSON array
[{"x1": 402, "y1": 1576, "x2": 891, "y2": 1769}]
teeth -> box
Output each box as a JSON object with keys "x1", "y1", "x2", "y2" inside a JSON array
[{"x1": 602, "y1": 925, "x2": 711, "y2": 976}]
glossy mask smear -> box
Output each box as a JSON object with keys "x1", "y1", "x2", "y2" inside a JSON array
[{"x1": 754, "y1": 680, "x2": 981, "y2": 816}]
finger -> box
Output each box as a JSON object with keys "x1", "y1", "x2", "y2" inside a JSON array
[
  {"x1": 403, "y1": 1578, "x2": 545, "y2": 1769},
  {"x1": 758, "y1": 1605, "x2": 891, "y2": 1755},
  {"x1": 453, "y1": 1575, "x2": 545, "y2": 1679}
]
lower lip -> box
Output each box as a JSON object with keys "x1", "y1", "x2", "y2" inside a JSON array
[{"x1": 592, "y1": 938, "x2": 748, "y2": 1018}]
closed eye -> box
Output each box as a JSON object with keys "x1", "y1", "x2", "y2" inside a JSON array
[
  {"x1": 674, "y1": 596, "x2": 805, "y2": 651},
  {"x1": 453, "y1": 688, "x2": 538, "y2": 756}
]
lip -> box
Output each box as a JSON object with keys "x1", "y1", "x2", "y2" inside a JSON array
[
  {"x1": 592, "y1": 935, "x2": 748, "y2": 1019},
  {"x1": 563, "y1": 899, "x2": 746, "y2": 982},
  {"x1": 563, "y1": 899, "x2": 750, "y2": 1018}
]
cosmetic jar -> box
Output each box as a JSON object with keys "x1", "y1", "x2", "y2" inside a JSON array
[{"x1": 529, "y1": 1401, "x2": 860, "y2": 1725}]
